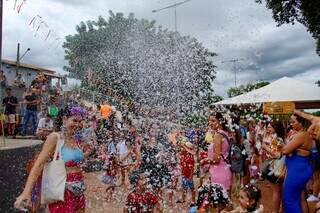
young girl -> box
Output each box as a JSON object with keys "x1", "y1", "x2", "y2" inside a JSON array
[
  {"x1": 224, "y1": 184, "x2": 263, "y2": 213},
  {"x1": 249, "y1": 148, "x2": 260, "y2": 183},
  {"x1": 124, "y1": 171, "x2": 160, "y2": 213},
  {"x1": 100, "y1": 154, "x2": 118, "y2": 200},
  {"x1": 116, "y1": 131, "x2": 132, "y2": 187},
  {"x1": 199, "y1": 148, "x2": 210, "y2": 186},
  {"x1": 178, "y1": 141, "x2": 196, "y2": 203},
  {"x1": 167, "y1": 161, "x2": 180, "y2": 206},
  {"x1": 188, "y1": 183, "x2": 230, "y2": 213}
]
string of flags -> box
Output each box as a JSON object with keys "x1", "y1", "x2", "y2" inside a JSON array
[
  {"x1": 12, "y1": 0, "x2": 27, "y2": 14},
  {"x1": 28, "y1": 15, "x2": 62, "y2": 49},
  {"x1": 7, "y1": 0, "x2": 63, "y2": 50}
]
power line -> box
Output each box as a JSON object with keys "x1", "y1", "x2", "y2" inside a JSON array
[
  {"x1": 152, "y1": 0, "x2": 193, "y2": 32},
  {"x1": 220, "y1": 58, "x2": 246, "y2": 87}
]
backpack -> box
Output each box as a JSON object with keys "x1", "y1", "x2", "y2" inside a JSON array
[{"x1": 218, "y1": 130, "x2": 244, "y2": 173}]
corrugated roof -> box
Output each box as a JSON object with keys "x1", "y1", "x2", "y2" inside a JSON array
[{"x1": 1, "y1": 59, "x2": 56, "y2": 74}]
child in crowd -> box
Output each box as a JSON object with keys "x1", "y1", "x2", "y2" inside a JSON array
[
  {"x1": 223, "y1": 184, "x2": 263, "y2": 213},
  {"x1": 100, "y1": 154, "x2": 118, "y2": 200},
  {"x1": 116, "y1": 131, "x2": 132, "y2": 187},
  {"x1": 199, "y1": 148, "x2": 209, "y2": 186},
  {"x1": 188, "y1": 183, "x2": 230, "y2": 213},
  {"x1": 178, "y1": 141, "x2": 196, "y2": 203},
  {"x1": 124, "y1": 171, "x2": 160, "y2": 213},
  {"x1": 167, "y1": 161, "x2": 180, "y2": 206},
  {"x1": 249, "y1": 148, "x2": 261, "y2": 183}
]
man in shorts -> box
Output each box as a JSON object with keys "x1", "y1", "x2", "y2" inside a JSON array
[{"x1": 2, "y1": 88, "x2": 18, "y2": 136}]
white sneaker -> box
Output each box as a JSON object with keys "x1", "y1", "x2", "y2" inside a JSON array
[{"x1": 307, "y1": 195, "x2": 319, "y2": 202}]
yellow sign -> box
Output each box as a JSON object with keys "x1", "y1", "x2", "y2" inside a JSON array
[{"x1": 263, "y1": 102, "x2": 295, "y2": 114}]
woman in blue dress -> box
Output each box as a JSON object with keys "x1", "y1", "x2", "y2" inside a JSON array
[{"x1": 282, "y1": 114, "x2": 314, "y2": 213}]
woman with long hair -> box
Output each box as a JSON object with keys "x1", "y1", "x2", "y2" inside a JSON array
[
  {"x1": 14, "y1": 106, "x2": 90, "y2": 213},
  {"x1": 282, "y1": 114, "x2": 313, "y2": 213},
  {"x1": 261, "y1": 120, "x2": 285, "y2": 213},
  {"x1": 205, "y1": 112, "x2": 232, "y2": 191}
]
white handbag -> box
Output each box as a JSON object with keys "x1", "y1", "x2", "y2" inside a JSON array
[{"x1": 41, "y1": 135, "x2": 66, "y2": 204}]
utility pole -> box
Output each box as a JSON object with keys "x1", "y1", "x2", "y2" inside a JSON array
[
  {"x1": 0, "y1": 0, "x2": 4, "y2": 147},
  {"x1": 152, "y1": 0, "x2": 192, "y2": 32},
  {"x1": 16, "y1": 43, "x2": 20, "y2": 74},
  {"x1": 15, "y1": 43, "x2": 30, "y2": 75},
  {"x1": 0, "y1": 0, "x2": 3, "y2": 70},
  {"x1": 221, "y1": 58, "x2": 245, "y2": 87}
]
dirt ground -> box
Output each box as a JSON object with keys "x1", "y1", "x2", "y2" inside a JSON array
[{"x1": 84, "y1": 172, "x2": 318, "y2": 213}]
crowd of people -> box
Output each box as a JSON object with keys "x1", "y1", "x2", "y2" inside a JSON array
[
  {"x1": 1, "y1": 70, "x2": 64, "y2": 138},
  {"x1": 12, "y1": 93, "x2": 320, "y2": 212}
]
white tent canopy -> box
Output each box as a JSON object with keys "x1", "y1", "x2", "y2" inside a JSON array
[{"x1": 215, "y1": 77, "x2": 320, "y2": 105}]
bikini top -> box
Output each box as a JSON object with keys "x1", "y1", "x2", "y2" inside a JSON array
[
  {"x1": 60, "y1": 142, "x2": 84, "y2": 165},
  {"x1": 55, "y1": 133, "x2": 84, "y2": 167}
]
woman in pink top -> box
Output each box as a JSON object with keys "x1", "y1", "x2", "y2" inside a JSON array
[{"x1": 205, "y1": 112, "x2": 232, "y2": 191}]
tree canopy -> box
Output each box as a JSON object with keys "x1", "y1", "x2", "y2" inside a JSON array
[
  {"x1": 256, "y1": 0, "x2": 320, "y2": 56},
  {"x1": 227, "y1": 81, "x2": 270, "y2": 98},
  {"x1": 63, "y1": 11, "x2": 217, "y2": 115}
]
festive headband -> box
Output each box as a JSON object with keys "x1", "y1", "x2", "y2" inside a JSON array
[{"x1": 70, "y1": 106, "x2": 88, "y2": 116}]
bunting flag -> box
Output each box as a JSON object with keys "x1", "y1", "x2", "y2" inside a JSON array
[
  {"x1": 36, "y1": 20, "x2": 45, "y2": 32},
  {"x1": 45, "y1": 29, "x2": 52, "y2": 41},
  {"x1": 13, "y1": 1, "x2": 63, "y2": 51},
  {"x1": 13, "y1": 0, "x2": 18, "y2": 10},
  {"x1": 29, "y1": 15, "x2": 37, "y2": 26},
  {"x1": 17, "y1": 0, "x2": 26, "y2": 14}
]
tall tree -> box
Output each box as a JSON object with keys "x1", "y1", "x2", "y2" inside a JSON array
[
  {"x1": 256, "y1": 0, "x2": 320, "y2": 56},
  {"x1": 63, "y1": 11, "x2": 217, "y2": 114},
  {"x1": 227, "y1": 81, "x2": 270, "y2": 98}
]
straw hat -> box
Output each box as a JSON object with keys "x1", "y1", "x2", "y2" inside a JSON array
[{"x1": 183, "y1": 141, "x2": 195, "y2": 155}]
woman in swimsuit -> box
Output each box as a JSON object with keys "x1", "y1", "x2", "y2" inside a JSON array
[{"x1": 15, "y1": 106, "x2": 91, "y2": 213}]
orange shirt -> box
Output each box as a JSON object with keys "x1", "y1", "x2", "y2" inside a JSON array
[{"x1": 100, "y1": 104, "x2": 112, "y2": 119}]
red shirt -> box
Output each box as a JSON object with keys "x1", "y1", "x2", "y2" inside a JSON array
[
  {"x1": 126, "y1": 190, "x2": 158, "y2": 213},
  {"x1": 180, "y1": 150, "x2": 195, "y2": 178},
  {"x1": 200, "y1": 151, "x2": 208, "y2": 160}
]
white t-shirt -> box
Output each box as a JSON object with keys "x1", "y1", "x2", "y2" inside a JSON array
[
  {"x1": 116, "y1": 140, "x2": 129, "y2": 161},
  {"x1": 37, "y1": 118, "x2": 53, "y2": 130}
]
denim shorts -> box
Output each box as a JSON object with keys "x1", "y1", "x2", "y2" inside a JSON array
[{"x1": 182, "y1": 176, "x2": 194, "y2": 190}]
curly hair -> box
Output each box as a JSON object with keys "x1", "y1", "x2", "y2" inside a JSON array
[{"x1": 196, "y1": 183, "x2": 230, "y2": 209}]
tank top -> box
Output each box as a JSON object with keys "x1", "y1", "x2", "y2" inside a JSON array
[{"x1": 207, "y1": 130, "x2": 229, "y2": 163}]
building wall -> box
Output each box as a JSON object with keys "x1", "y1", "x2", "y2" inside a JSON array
[
  {"x1": 1, "y1": 62, "x2": 54, "y2": 115},
  {"x1": 1, "y1": 62, "x2": 41, "y2": 87}
]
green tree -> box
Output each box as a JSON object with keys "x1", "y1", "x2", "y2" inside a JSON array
[
  {"x1": 63, "y1": 11, "x2": 217, "y2": 114},
  {"x1": 227, "y1": 81, "x2": 270, "y2": 98},
  {"x1": 211, "y1": 95, "x2": 224, "y2": 103},
  {"x1": 256, "y1": 0, "x2": 320, "y2": 56}
]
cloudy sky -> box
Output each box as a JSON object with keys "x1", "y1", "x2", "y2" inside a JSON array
[{"x1": 3, "y1": 0, "x2": 320, "y2": 96}]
